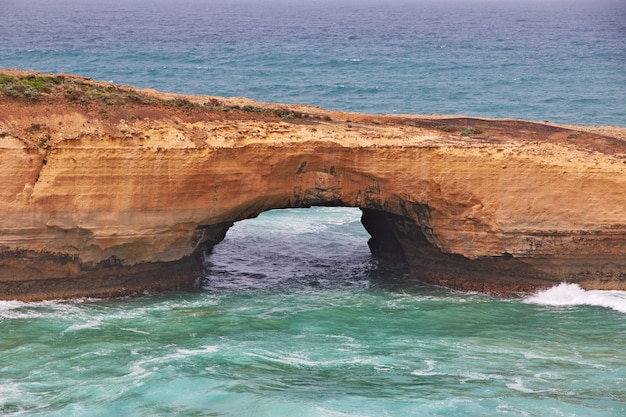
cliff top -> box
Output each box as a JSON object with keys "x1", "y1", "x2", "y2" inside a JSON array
[{"x1": 1, "y1": 69, "x2": 625, "y2": 154}]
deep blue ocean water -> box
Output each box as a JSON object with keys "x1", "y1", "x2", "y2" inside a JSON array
[{"x1": 1, "y1": 1, "x2": 626, "y2": 416}]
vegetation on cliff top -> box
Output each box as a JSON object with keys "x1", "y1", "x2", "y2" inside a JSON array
[
  {"x1": 0, "y1": 72, "x2": 330, "y2": 122},
  {"x1": 0, "y1": 73, "x2": 156, "y2": 105}
]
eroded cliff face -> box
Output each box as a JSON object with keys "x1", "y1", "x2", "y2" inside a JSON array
[{"x1": 1, "y1": 70, "x2": 626, "y2": 300}]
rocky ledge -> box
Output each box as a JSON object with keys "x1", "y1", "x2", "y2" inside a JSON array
[{"x1": 1, "y1": 69, "x2": 625, "y2": 300}]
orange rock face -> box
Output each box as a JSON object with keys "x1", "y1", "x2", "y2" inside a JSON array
[{"x1": 1, "y1": 71, "x2": 625, "y2": 299}]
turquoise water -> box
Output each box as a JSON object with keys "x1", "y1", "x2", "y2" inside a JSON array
[
  {"x1": 2, "y1": 1, "x2": 626, "y2": 415},
  {"x1": 1, "y1": 209, "x2": 625, "y2": 416}
]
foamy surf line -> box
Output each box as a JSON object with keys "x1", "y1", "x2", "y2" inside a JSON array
[{"x1": 524, "y1": 283, "x2": 626, "y2": 313}]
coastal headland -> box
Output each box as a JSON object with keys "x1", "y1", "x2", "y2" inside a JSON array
[{"x1": 1, "y1": 70, "x2": 625, "y2": 300}]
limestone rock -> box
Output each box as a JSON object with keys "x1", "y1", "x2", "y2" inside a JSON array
[{"x1": 1, "y1": 70, "x2": 625, "y2": 299}]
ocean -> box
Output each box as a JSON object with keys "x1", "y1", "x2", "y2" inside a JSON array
[{"x1": 1, "y1": 1, "x2": 625, "y2": 416}]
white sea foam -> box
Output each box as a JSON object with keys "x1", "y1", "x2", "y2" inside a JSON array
[
  {"x1": 0, "y1": 382, "x2": 24, "y2": 404},
  {"x1": 316, "y1": 406, "x2": 372, "y2": 417},
  {"x1": 523, "y1": 283, "x2": 626, "y2": 313},
  {"x1": 0, "y1": 299, "x2": 87, "y2": 321},
  {"x1": 128, "y1": 363, "x2": 151, "y2": 379},
  {"x1": 460, "y1": 371, "x2": 504, "y2": 382},
  {"x1": 506, "y1": 377, "x2": 540, "y2": 394},
  {"x1": 245, "y1": 351, "x2": 319, "y2": 367},
  {"x1": 411, "y1": 359, "x2": 437, "y2": 376},
  {"x1": 62, "y1": 317, "x2": 104, "y2": 333},
  {"x1": 0, "y1": 300, "x2": 26, "y2": 311},
  {"x1": 136, "y1": 345, "x2": 221, "y2": 368},
  {"x1": 176, "y1": 345, "x2": 220, "y2": 356},
  {"x1": 245, "y1": 351, "x2": 375, "y2": 369},
  {"x1": 120, "y1": 327, "x2": 151, "y2": 335}
]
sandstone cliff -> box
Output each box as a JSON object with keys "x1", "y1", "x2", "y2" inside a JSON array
[{"x1": 1, "y1": 70, "x2": 625, "y2": 300}]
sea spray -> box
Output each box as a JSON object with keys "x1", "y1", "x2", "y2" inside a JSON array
[{"x1": 524, "y1": 282, "x2": 626, "y2": 314}]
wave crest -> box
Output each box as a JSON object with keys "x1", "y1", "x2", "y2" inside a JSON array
[{"x1": 523, "y1": 283, "x2": 626, "y2": 313}]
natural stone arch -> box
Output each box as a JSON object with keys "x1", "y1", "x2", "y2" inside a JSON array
[
  {"x1": 3, "y1": 128, "x2": 626, "y2": 301},
  {"x1": 1, "y1": 71, "x2": 626, "y2": 300}
]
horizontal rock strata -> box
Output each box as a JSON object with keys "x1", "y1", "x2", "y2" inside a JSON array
[{"x1": 1, "y1": 70, "x2": 625, "y2": 300}]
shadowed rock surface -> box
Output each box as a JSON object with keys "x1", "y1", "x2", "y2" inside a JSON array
[{"x1": 1, "y1": 70, "x2": 625, "y2": 300}]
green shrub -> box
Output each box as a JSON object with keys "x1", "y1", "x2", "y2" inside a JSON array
[
  {"x1": 0, "y1": 75, "x2": 17, "y2": 85},
  {"x1": 436, "y1": 125, "x2": 455, "y2": 132},
  {"x1": 460, "y1": 127, "x2": 480, "y2": 137},
  {"x1": 242, "y1": 105, "x2": 265, "y2": 112},
  {"x1": 274, "y1": 108, "x2": 295, "y2": 120}
]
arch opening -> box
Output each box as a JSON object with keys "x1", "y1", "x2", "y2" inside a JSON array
[{"x1": 200, "y1": 207, "x2": 411, "y2": 292}]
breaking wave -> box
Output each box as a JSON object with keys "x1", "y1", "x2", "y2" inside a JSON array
[{"x1": 524, "y1": 283, "x2": 626, "y2": 313}]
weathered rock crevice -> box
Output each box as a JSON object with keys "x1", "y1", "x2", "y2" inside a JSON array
[{"x1": 361, "y1": 209, "x2": 409, "y2": 263}]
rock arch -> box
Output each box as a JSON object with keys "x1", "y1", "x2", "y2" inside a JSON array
[{"x1": 1, "y1": 72, "x2": 626, "y2": 299}]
